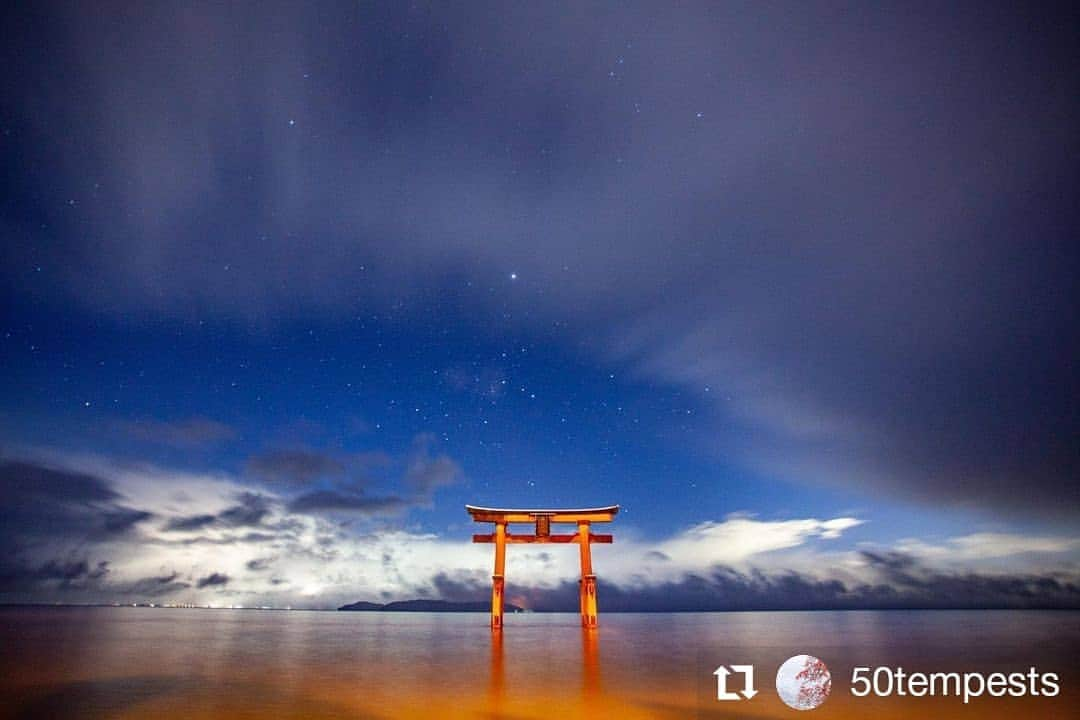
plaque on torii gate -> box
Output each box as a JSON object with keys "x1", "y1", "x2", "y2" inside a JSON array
[{"x1": 466, "y1": 504, "x2": 618, "y2": 629}]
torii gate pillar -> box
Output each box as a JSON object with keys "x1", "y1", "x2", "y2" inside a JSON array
[
  {"x1": 577, "y1": 520, "x2": 598, "y2": 628},
  {"x1": 467, "y1": 505, "x2": 619, "y2": 629}
]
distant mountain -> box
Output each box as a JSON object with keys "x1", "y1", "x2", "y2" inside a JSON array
[
  {"x1": 338, "y1": 599, "x2": 524, "y2": 613},
  {"x1": 337, "y1": 601, "x2": 385, "y2": 611}
]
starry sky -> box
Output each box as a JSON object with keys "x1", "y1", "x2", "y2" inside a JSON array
[{"x1": 1, "y1": 2, "x2": 1078, "y2": 609}]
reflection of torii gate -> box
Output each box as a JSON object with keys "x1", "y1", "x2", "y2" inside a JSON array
[{"x1": 467, "y1": 505, "x2": 618, "y2": 629}]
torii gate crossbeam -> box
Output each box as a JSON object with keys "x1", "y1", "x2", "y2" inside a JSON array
[{"x1": 467, "y1": 505, "x2": 618, "y2": 629}]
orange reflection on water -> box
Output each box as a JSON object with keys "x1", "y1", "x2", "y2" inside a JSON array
[
  {"x1": 487, "y1": 628, "x2": 504, "y2": 713},
  {"x1": 485, "y1": 624, "x2": 605, "y2": 718},
  {"x1": 581, "y1": 626, "x2": 600, "y2": 697}
]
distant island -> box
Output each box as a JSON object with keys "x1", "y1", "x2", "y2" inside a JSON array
[{"x1": 339, "y1": 599, "x2": 525, "y2": 613}]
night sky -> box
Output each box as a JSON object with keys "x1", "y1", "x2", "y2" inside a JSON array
[{"x1": 1, "y1": 2, "x2": 1077, "y2": 610}]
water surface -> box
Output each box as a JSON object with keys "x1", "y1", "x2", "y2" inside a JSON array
[{"x1": 1, "y1": 608, "x2": 1075, "y2": 719}]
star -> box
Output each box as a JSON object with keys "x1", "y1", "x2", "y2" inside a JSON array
[{"x1": 509, "y1": 272, "x2": 518, "y2": 280}]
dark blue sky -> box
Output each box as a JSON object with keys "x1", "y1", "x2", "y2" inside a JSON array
[
  {"x1": 1, "y1": 2, "x2": 1077, "y2": 608},
  {"x1": 1, "y1": 293, "x2": 864, "y2": 535}
]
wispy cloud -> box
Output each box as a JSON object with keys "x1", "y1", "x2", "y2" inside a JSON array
[
  {"x1": 115, "y1": 417, "x2": 237, "y2": 448},
  {"x1": 896, "y1": 533, "x2": 1080, "y2": 564},
  {"x1": 246, "y1": 449, "x2": 347, "y2": 487}
]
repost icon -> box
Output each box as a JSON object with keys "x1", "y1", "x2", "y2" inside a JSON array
[{"x1": 714, "y1": 664, "x2": 758, "y2": 701}]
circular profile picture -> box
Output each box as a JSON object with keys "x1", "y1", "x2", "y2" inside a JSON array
[{"x1": 775, "y1": 654, "x2": 831, "y2": 710}]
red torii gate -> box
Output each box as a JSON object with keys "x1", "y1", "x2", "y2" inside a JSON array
[{"x1": 467, "y1": 504, "x2": 618, "y2": 629}]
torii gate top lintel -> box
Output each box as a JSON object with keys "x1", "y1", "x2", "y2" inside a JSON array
[
  {"x1": 467, "y1": 504, "x2": 618, "y2": 629},
  {"x1": 465, "y1": 504, "x2": 619, "y2": 524}
]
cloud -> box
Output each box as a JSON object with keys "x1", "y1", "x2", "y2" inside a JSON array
[
  {"x1": 0, "y1": 452, "x2": 302, "y2": 602},
  {"x1": 849, "y1": 551, "x2": 1080, "y2": 609},
  {"x1": 504, "y1": 562, "x2": 1080, "y2": 612},
  {"x1": 0, "y1": 459, "x2": 153, "y2": 546},
  {"x1": 120, "y1": 572, "x2": 191, "y2": 597},
  {"x1": 419, "y1": 540, "x2": 1080, "y2": 612},
  {"x1": 895, "y1": 533, "x2": 1080, "y2": 564},
  {"x1": 117, "y1": 417, "x2": 236, "y2": 448},
  {"x1": 216, "y1": 492, "x2": 273, "y2": 526},
  {"x1": 429, "y1": 570, "x2": 491, "y2": 603},
  {"x1": 195, "y1": 572, "x2": 229, "y2": 589},
  {"x1": 0, "y1": 459, "x2": 118, "y2": 504},
  {"x1": 163, "y1": 492, "x2": 274, "y2": 532},
  {"x1": 102, "y1": 508, "x2": 155, "y2": 534},
  {"x1": 347, "y1": 537, "x2": 1080, "y2": 612},
  {"x1": 1, "y1": 450, "x2": 1075, "y2": 609},
  {"x1": 163, "y1": 514, "x2": 217, "y2": 532},
  {"x1": 403, "y1": 434, "x2": 462, "y2": 501},
  {"x1": 637, "y1": 515, "x2": 863, "y2": 573},
  {"x1": 246, "y1": 450, "x2": 347, "y2": 487},
  {"x1": 0, "y1": 558, "x2": 110, "y2": 593},
  {"x1": 154, "y1": 532, "x2": 286, "y2": 548},
  {"x1": 287, "y1": 490, "x2": 409, "y2": 515},
  {"x1": 266, "y1": 435, "x2": 462, "y2": 518}
]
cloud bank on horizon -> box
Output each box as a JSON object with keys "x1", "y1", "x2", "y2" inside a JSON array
[
  {"x1": 0, "y1": 2, "x2": 1077, "y2": 607},
  {"x1": 1, "y1": 452, "x2": 1076, "y2": 609}
]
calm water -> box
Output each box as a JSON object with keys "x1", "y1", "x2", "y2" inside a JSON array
[{"x1": 0, "y1": 608, "x2": 1076, "y2": 719}]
